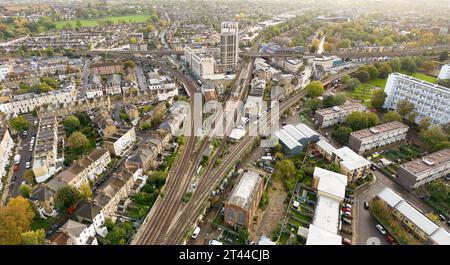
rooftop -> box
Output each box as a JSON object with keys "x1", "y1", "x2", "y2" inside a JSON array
[
  {"x1": 333, "y1": 146, "x2": 371, "y2": 171},
  {"x1": 400, "y1": 148, "x2": 450, "y2": 175},
  {"x1": 316, "y1": 101, "x2": 366, "y2": 116},
  {"x1": 313, "y1": 167, "x2": 348, "y2": 200},
  {"x1": 312, "y1": 195, "x2": 341, "y2": 234},
  {"x1": 226, "y1": 170, "x2": 262, "y2": 210},
  {"x1": 350, "y1": 121, "x2": 408, "y2": 140},
  {"x1": 306, "y1": 224, "x2": 342, "y2": 245}
]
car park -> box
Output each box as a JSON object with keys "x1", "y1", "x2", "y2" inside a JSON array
[{"x1": 376, "y1": 224, "x2": 386, "y2": 235}]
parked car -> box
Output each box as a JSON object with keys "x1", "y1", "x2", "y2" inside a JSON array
[
  {"x1": 343, "y1": 212, "x2": 352, "y2": 218},
  {"x1": 46, "y1": 224, "x2": 59, "y2": 236},
  {"x1": 209, "y1": 240, "x2": 223, "y2": 245},
  {"x1": 191, "y1": 226, "x2": 200, "y2": 239},
  {"x1": 438, "y1": 214, "x2": 446, "y2": 221},
  {"x1": 342, "y1": 207, "x2": 352, "y2": 213},
  {"x1": 342, "y1": 238, "x2": 352, "y2": 245},
  {"x1": 376, "y1": 224, "x2": 386, "y2": 235},
  {"x1": 343, "y1": 203, "x2": 352, "y2": 209},
  {"x1": 370, "y1": 164, "x2": 377, "y2": 171},
  {"x1": 25, "y1": 162, "x2": 31, "y2": 169},
  {"x1": 387, "y1": 235, "x2": 396, "y2": 245},
  {"x1": 342, "y1": 218, "x2": 352, "y2": 225},
  {"x1": 364, "y1": 201, "x2": 369, "y2": 210},
  {"x1": 22, "y1": 131, "x2": 27, "y2": 136},
  {"x1": 13, "y1": 164, "x2": 19, "y2": 172}
]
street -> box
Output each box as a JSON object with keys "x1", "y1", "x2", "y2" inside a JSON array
[
  {"x1": 8, "y1": 114, "x2": 39, "y2": 199},
  {"x1": 355, "y1": 168, "x2": 443, "y2": 245}
]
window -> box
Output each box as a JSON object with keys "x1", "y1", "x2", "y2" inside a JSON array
[
  {"x1": 227, "y1": 208, "x2": 234, "y2": 221},
  {"x1": 238, "y1": 212, "x2": 245, "y2": 225}
]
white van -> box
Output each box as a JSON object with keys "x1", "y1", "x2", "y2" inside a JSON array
[
  {"x1": 192, "y1": 226, "x2": 200, "y2": 239},
  {"x1": 208, "y1": 240, "x2": 223, "y2": 245}
]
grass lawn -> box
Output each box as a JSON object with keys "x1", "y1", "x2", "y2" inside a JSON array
[
  {"x1": 345, "y1": 83, "x2": 378, "y2": 107},
  {"x1": 367, "y1": 78, "x2": 387, "y2": 88},
  {"x1": 399, "y1": 70, "x2": 437, "y2": 83},
  {"x1": 291, "y1": 209, "x2": 313, "y2": 223},
  {"x1": 55, "y1": 14, "x2": 153, "y2": 29}
]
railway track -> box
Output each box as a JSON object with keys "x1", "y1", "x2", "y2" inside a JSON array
[{"x1": 164, "y1": 68, "x2": 358, "y2": 244}]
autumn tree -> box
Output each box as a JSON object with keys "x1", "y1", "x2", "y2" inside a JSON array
[
  {"x1": 418, "y1": 117, "x2": 431, "y2": 131},
  {"x1": 67, "y1": 131, "x2": 90, "y2": 152},
  {"x1": 54, "y1": 185, "x2": 81, "y2": 211},
  {"x1": 10, "y1": 116, "x2": 29, "y2": 132},
  {"x1": 420, "y1": 126, "x2": 450, "y2": 151},
  {"x1": 0, "y1": 197, "x2": 35, "y2": 244},
  {"x1": 306, "y1": 81, "x2": 324, "y2": 98},
  {"x1": 396, "y1": 100, "x2": 415, "y2": 117},
  {"x1": 80, "y1": 182, "x2": 93, "y2": 200},
  {"x1": 21, "y1": 229, "x2": 45, "y2": 245}
]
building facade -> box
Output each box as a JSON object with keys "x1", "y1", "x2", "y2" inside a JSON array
[
  {"x1": 348, "y1": 121, "x2": 409, "y2": 154},
  {"x1": 384, "y1": 73, "x2": 450, "y2": 125},
  {"x1": 104, "y1": 127, "x2": 136, "y2": 156},
  {"x1": 314, "y1": 101, "x2": 367, "y2": 128},
  {"x1": 438, "y1": 64, "x2": 450, "y2": 80},
  {"x1": 220, "y1": 22, "x2": 239, "y2": 72},
  {"x1": 396, "y1": 148, "x2": 450, "y2": 190}
]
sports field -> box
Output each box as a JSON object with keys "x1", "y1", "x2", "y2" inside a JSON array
[{"x1": 55, "y1": 14, "x2": 152, "y2": 29}]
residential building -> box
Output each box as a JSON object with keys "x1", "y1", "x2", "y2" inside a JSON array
[
  {"x1": 0, "y1": 129, "x2": 14, "y2": 190},
  {"x1": 104, "y1": 127, "x2": 136, "y2": 156},
  {"x1": 384, "y1": 73, "x2": 450, "y2": 125},
  {"x1": 314, "y1": 101, "x2": 367, "y2": 128},
  {"x1": 33, "y1": 116, "x2": 64, "y2": 183},
  {"x1": 224, "y1": 170, "x2": 264, "y2": 229},
  {"x1": 396, "y1": 148, "x2": 450, "y2": 190},
  {"x1": 90, "y1": 62, "x2": 124, "y2": 76},
  {"x1": 220, "y1": 22, "x2": 239, "y2": 72},
  {"x1": 29, "y1": 184, "x2": 57, "y2": 218},
  {"x1": 348, "y1": 121, "x2": 409, "y2": 154},
  {"x1": 93, "y1": 168, "x2": 144, "y2": 218},
  {"x1": 0, "y1": 63, "x2": 12, "y2": 81},
  {"x1": 125, "y1": 130, "x2": 170, "y2": 171},
  {"x1": 332, "y1": 147, "x2": 371, "y2": 182},
  {"x1": 283, "y1": 58, "x2": 303, "y2": 73},
  {"x1": 438, "y1": 64, "x2": 450, "y2": 80},
  {"x1": 50, "y1": 148, "x2": 111, "y2": 189},
  {"x1": 147, "y1": 71, "x2": 178, "y2": 102},
  {"x1": 49, "y1": 219, "x2": 98, "y2": 245},
  {"x1": 375, "y1": 187, "x2": 450, "y2": 244},
  {"x1": 92, "y1": 108, "x2": 117, "y2": 138},
  {"x1": 71, "y1": 201, "x2": 108, "y2": 238},
  {"x1": 191, "y1": 53, "x2": 215, "y2": 78},
  {"x1": 312, "y1": 167, "x2": 348, "y2": 202}
]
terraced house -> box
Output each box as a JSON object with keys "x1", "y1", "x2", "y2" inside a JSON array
[
  {"x1": 314, "y1": 101, "x2": 367, "y2": 128},
  {"x1": 396, "y1": 148, "x2": 450, "y2": 190},
  {"x1": 348, "y1": 121, "x2": 409, "y2": 154}
]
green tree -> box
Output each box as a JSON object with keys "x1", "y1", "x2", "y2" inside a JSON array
[
  {"x1": 305, "y1": 98, "x2": 321, "y2": 112},
  {"x1": 63, "y1": 115, "x2": 81, "y2": 134},
  {"x1": 54, "y1": 185, "x2": 81, "y2": 211},
  {"x1": 332, "y1": 126, "x2": 353, "y2": 144},
  {"x1": 10, "y1": 116, "x2": 29, "y2": 132},
  {"x1": 400, "y1": 57, "x2": 417, "y2": 73},
  {"x1": 21, "y1": 229, "x2": 45, "y2": 245},
  {"x1": 421, "y1": 61, "x2": 436, "y2": 73},
  {"x1": 80, "y1": 183, "x2": 93, "y2": 200},
  {"x1": 123, "y1": 60, "x2": 136, "y2": 69},
  {"x1": 347, "y1": 111, "x2": 368, "y2": 131},
  {"x1": 354, "y1": 70, "x2": 370, "y2": 83},
  {"x1": 378, "y1": 63, "x2": 392, "y2": 78},
  {"x1": 306, "y1": 81, "x2": 324, "y2": 98},
  {"x1": 371, "y1": 89, "x2": 386, "y2": 110},
  {"x1": 420, "y1": 126, "x2": 450, "y2": 151},
  {"x1": 273, "y1": 159, "x2": 296, "y2": 190},
  {"x1": 383, "y1": 111, "x2": 402, "y2": 123},
  {"x1": 367, "y1": 112, "x2": 380, "y2": 127},
  {"x1": 418, "y1": 117, "x2": 431, "y2": 132},
  {"x1": 19, "y1": 184, "x2": 32, "y2": 199},
  {"x1": 346, "y1": 78, "x2": 361, "y2": 90},
  {"x1": 337, "y1": 38, "x2": 351, "y2": 48},
  {"x1": 67, "y1": 131, "x2": 90, "y2": 152},
  {"x1": 366, "y1": 65, "x2": 379, "y2": 80},
  {"x1": 438, "y1": 51, "x2": 448, "y2": 62},
  {"x1": 388, "y1": 58, "x2": 401, "y2": 72},
  {"x1": 396, "y1": 100, "x2": 415, "y2": 117}
]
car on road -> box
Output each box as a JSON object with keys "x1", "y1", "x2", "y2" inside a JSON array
[
  {"x1": 364, "y1": 201, "x2": 369, "y2": 210},
  {"x1": 342, "y1": 238, "x2": 352, "y2": 245},
  {"x1": 13, "y1": 164, "x2": 20, "y2": 172},
  {"x1": 376, "y1": 224, "x2": 386, "y2": 235},
  {"x1": 387, "y1": 235, "x2": 396, "y2": 245},
  {"x1": 25, "y1": 162, "x2": 31, "y2": 169},
  {"x1": 46, "y1": 224, "x2": 59, "y2": 236},
  {"x1": 208, "y1": 240, "x2": 223, "y2": 245},
  {"x1": 192, "y1": 226, "x2": 200, "y2": 239},
  {"x1": 370, "y1": 164, "x2": 377, "y2": 171}
]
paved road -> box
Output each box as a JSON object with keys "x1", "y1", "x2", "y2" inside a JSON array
[
  {"x1": 79, "y1": 58, "x2": 91, "y2": 99},
  {"x1": 355, "y1": 168, "x2": 443, "y2": 245},
  {"x1": 8, "y1": 114, "x2": 39, "y2": 198},
  {"x1": 134, "y1": 64, "x2": 148, "y2": 92}
]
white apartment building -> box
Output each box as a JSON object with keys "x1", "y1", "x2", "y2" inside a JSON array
[
  {"x1": 314, "y1": 101, "x2": 367, "y2": 128},
  {"x1": 384, "y1": 73, "x2": 450, "y2": 125},
  {"x1": 191, "y1": 53, "x2": 215, "y2": 78},
  {"x1": 348, "y1": 121, "x2": 409, "y2": 154},
  {"x1": 0, "y1": 129, "x2": 14, "y2": 190},
  {"x1": 104, "y1": 127, "x2": 136, "y2": 156},
  {"x1": 284, "y1": 58, "x2": 303, "y2": 73},
  {"x1": 220, "y1": 22, "x2": 239, "y2": 72},
  {"x1": 184, "y1": 45, "x2": 206, "y2": 67},
  {"x1": 438, "y1": 64, "x2": 450, "y2": 80},
  {"x1": 147, "y1": 72, "x2": 178, "y2": 102},
  {"x1": 0, "y1": 87, "x2": 77, "y2": 115}
]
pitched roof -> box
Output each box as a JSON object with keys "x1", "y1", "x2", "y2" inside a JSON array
[{"x1": 73, "y1": 201, "x2": 101, "y2": 221}]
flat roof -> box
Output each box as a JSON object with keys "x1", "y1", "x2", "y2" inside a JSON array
[
  {"x1": 306, "y1": 224, "x2": 342, "y2": 245},
  {"x1": 226, "y1": 170, "x2": 262, "y2": 210},
  {"x1": 334, "y1": 146, "x2": 371, "y2": 171},
  {"x1": 316, "y1": 139, "x2": 336, "y2": 156},
  {"x1": 376, "y1": 187, "x2": 403, "y2": 208},
  {"x1": 316, "y1": 101, "x2": 366, "y2": 116},
  {"x1": 350, "y1": 121, "x2": 408, "y2": 140},
  {"x1": 312, "y1": 195, "x2": 341, "y2": 234},
  {"x1": 395, "y1": 200, "x2": 439, "y2": 236},
  {"x1": 313, "y1": 167, "x2": 348, "y2": 200},
  {"x1": 400, "y1": 148, "x2": 450, "y2": 175},
  {"x1": 430, "y1": 228, "x2": 450, "y2": 245}
]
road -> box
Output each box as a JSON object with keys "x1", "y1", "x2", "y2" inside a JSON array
[
  {"x1": 134, "y1": 64, "x2": 148, "y2": 91},
  {"x1": 78, "y1": 58, "x2": 91, "y2": 99},
  {"x1": 7, "y1": 114, "x2": 39, "y2": 199},
  {"x1": 355, "y1": 168, "x2": 441, "y2": 245}
]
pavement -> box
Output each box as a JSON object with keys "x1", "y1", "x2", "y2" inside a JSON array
[{"x1": 355, "y1": 168, "x2": 442, "y2": 245}]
